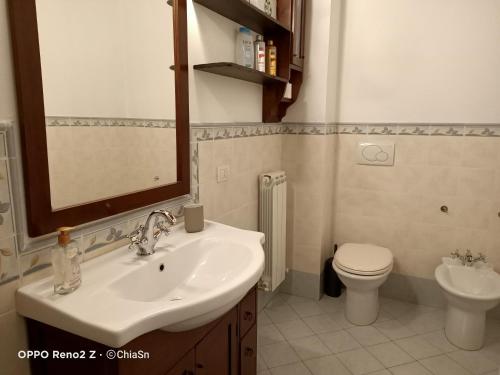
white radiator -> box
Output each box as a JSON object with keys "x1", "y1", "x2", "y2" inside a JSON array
[{"x1": 259, "y1": 171, "x2": 287, "y2": 292}]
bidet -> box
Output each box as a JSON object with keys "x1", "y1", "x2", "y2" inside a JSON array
[{"x1": 436, "y1": 255, "x2": 500, "y2": 350}]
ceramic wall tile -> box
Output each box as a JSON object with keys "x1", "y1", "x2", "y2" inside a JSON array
[
  {"x1": 334, "y1": 132, "x2": 500, "y2": 278},
  {"x1": 0, "y1": 236, "x2": 18, "y2": 285}
]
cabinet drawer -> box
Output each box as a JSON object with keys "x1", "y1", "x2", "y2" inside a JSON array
[
  {"x1": 239, "y1": 325, "x2": 257, "y2": 375},
  {"x1": 239, "y1": 288, "x2": 256, "y2": 337}
]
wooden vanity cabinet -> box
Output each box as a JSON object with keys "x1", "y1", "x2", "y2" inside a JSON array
[{"x1": 26, "y1": 286, "x2": 258, "y2": 375}]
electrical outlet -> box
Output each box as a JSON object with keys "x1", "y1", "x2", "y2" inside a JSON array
[{"x1": 216, "y1": 165, "x2": 230, "y2": 183}]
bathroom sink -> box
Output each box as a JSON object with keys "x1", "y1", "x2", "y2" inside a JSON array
[{"x1": 16, "y1": 221, "x2": 265, "y2": 347}]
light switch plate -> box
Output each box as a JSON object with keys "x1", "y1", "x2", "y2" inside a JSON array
[
  {"x1": 216, "y1": 165, "x2": 230, "y2": 183},
  {"x1": 357, "y1": 142, "x2": 395, "y2": 166}
]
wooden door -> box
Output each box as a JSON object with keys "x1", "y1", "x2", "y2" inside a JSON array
[{"x1": 195, "y1": 308, "x2": 238, "y2": 375}]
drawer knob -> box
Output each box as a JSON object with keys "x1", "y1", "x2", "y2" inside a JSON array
[
  {"x1": 245, "y1": 347, "x2": 254, "y2": 357},
  {"x1": 244, "y1": 311, "x2": 254, "y2": 321}
]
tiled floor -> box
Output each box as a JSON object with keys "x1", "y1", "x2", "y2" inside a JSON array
[{"x1": 257, "y1": 293, "x2": 500, "y2": 375}]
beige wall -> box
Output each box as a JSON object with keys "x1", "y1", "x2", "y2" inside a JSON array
[
  {"x1": 197, "y1": 133, "x2": 282, "y2": 230},
  {"x1": 282, "y1": 134, "x2": 336, "y2": 275},
  {"x1": 334, "y1": 134, "x2": 500, "y2": 279}
]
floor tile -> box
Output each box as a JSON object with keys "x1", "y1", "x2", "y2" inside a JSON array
[
  {"x1": 304, "y1": 355, "x2": 351, "y2": 375},
  {"x1": 257, "y1": 352, "x2": 267, "y2": 371},
  {"x1": 265, "y1": 304, "x2": 300, "y2": 324},
  {"x1": 269, "y1": 362, "x2": 312, "y2": 375},
  {"x1": 397, "y1": 311, "x2": 445, "y2": 334},
  {"x1": 329, "y1": 310, "x2": 356, "y2": 328},
  {"x1": 419, "y1": 330, "x2": 459, "y2": 353},
  {"x1": 447, "y1": 350, "x2": 498, "y2": 375},
  {"x1": 318, "y1": 330, "x2": 361, "y2": 353},
  {"x1": 375, "y1": 309, "x2": 395, "y2": 323},
  {"x1": 337, "y1": 348, "x2": 385, "y2": 375},
  {"x1": 420, "y1": 354, "x2": 472, "y2": 375},
  {"x1": 375, "y1": 319, "x2": 416, "y2": 340},
  {"x1": 278, "y1": 293, "x2": 313, "y2": 305},
  {"x1": 258, "y1": 310, "x2": 273, "y2": 327},
  {"x1": 258, "y1": 324, "x2": 285, "y2": 346},
  {"x1": 370, "y1": 371, "x2": 392, "y2": 375},
  {"x1": 367, "y1": 342, "x2": 414, "y2": 368},
  {"x1": 394, "y1": 336, "x2": 443, "y2": 360},
  {"x1": 479, "y1": 339, "x2": 500, "y2": 365},
  {"x1": 381, "y1": 299, "x2": 415, "y2": 318},
  {"x1": 347, "y1": 326, "x2": 390, "y2": 346},
  {"x1": 290, "y1": 302, "x2": 324, "y2": 318},
  {"x1": 302, "y1": 314, "x2": 342, "y2": 334},
  {"x1": 317, "y1": 296, "x2": 345, "y2": 313},
  {"x1": 389, "y1": 361, "x2": 433, "y2": 375},
  {"x1": 265, "y1": 295, "x2": 288, "y2": 310},
  {"x1": 288, "y1": 335, "x2": 331, "y2": 360},
  {"x1": 276, "y1": 319, "x2": 314, "y2": 340},
  {"x1": 259, "y1": 342, "x2": 301, "y2": 368}
]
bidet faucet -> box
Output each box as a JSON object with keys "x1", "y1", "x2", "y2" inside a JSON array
[
  {"x1": 450, "y1": 249, "x2": 487, "y2": 267},
  {"x1": 127, "y1": 210, "x2": 177, "y2": 256}
]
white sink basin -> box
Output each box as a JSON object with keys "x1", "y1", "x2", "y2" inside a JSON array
[{"x1": 16, "y1": 221, "x2": 265, "y2": 347}]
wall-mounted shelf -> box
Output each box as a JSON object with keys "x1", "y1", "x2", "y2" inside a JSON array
[
  {"x1": 192, "y1": 0, "x2": 306, "y2": 123},
  {"x1": 194, "y1": 63, "x2": 288, "y2": 85},
  {"x1": 192, "y1": 0, "x2": 290, "y2": 35}
]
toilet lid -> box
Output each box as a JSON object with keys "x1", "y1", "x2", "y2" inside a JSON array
[{"x1": 334, "y1": 243, "x2": 393, "y2": 276}]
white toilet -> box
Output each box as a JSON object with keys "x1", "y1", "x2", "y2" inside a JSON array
[{"x1": 332, "y1": 243, "x2": 393, "y2": 325}]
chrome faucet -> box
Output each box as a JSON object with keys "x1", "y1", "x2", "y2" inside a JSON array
[
  {"x1": 127, "y1": 210, "x2": 177, "y2": 256},
  {"x1": 450, "y1": 249, "x2": 487, "y2": 267}
]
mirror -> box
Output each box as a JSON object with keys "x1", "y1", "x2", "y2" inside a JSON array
[
  {"x1": 9, "y1": 0, "x2": 190, "y2": 236},
  {"x1": 36, "y1": 0, "x2": 177, "y2": 209}
]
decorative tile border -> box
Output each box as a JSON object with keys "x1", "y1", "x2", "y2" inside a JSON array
[
  {"x1": 190, "y1": 122, "x2": 500, "y2": 141},
  {"x1": 46, "y1": 116, "x2": 175, "y2": 129}
]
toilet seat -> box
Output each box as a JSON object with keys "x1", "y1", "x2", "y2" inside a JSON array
[{"x1": 334, "y1": 243, "x2": 393, "y2": 276}]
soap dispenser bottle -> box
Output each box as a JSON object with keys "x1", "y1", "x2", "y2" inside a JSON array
[{"x1": 51, "y1": 227, "x2": 81, "y2": 295}]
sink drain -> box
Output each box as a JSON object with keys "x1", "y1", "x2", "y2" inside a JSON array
[{"x1": 159, "y1": 263, "x2": 165, "y2": 272}]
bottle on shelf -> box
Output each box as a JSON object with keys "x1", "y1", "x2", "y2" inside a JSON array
[
  {"x1": 265, "y1": 40, "x2": 277, "y2": 76},
  {"x1": 254, "y1": 35, "x2": 266, "y2": 73},
  {"x1": 235, "y1": 27, "x2": 254, "y2": 69}
]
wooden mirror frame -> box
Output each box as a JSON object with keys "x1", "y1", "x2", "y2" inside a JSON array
[{"x1": 8, "y1": 0, "x2": 190, "y2": 237}]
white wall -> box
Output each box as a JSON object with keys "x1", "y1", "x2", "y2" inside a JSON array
[
  {"x1": 188, "y1": 3, "x2": 263, "y2": 123},
  {"x1": 283, "y1": 0, "x2": 335, "y2": 123},
  {"x1": 36, "y1": 0, "x2": 176, "y2": 119},
  {"x1": 337, "y1": 0, "x2": 500, "y2": 123}
]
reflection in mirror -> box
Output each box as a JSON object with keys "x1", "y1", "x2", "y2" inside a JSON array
[{"x1": 36, "y1": 0, "x2": 177, "y2": 210}]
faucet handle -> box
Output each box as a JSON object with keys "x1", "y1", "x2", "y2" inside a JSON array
[
  {"x1": 450, "y1": 250, "x2": 460, "y2": 259},
  {"x1": 164, "y1": 210, "x2": 177, "y2": 225},
  {"x1": 127, "y1": 225, "x2": 144, "y2": 250},
  {"x1": 477, "y1": 252, "x2": 487, "y2": 262}
]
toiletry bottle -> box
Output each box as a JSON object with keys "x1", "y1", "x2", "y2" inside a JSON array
[
  {"x1": 236, "y1": 27, "x2": 254, "y2": 69},
  {"x1": 254, "y1": 35, "x2": 266, "y2": 72},
  {"x1": 266, "y1": 40, "x2": 277, "y2": 76},
  {"x1": 51, "y1": 227, "x2": 81, "y2": 295}
]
